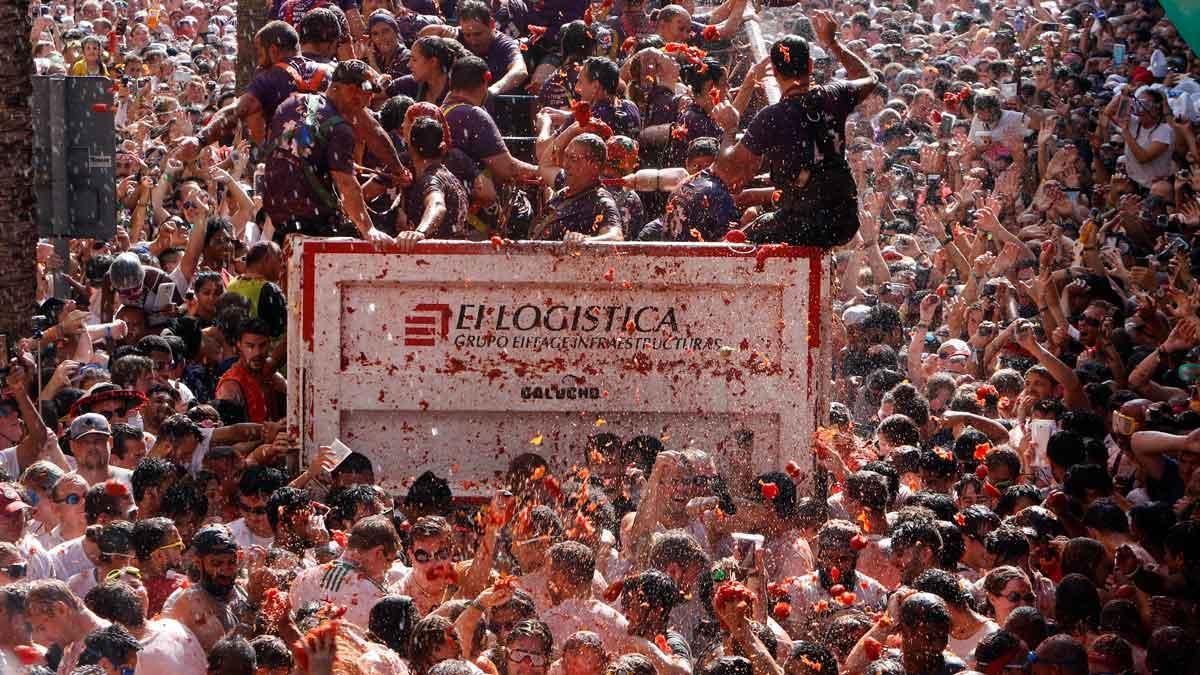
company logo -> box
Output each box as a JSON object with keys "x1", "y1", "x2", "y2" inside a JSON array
[
  {"x1": 521, "y1": 375, "x2": 602, "y2": 400},
  {"x1": 403, "y1": 303, "x2": 452, "y2": 347}
]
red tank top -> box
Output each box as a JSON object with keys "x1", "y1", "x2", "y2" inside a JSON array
[{"x1": 218, "y1": 361, "x2": 270, "y2": 423}]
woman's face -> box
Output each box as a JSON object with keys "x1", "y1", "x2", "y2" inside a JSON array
[
  {"x1": 370, "y1": 23, "x2": 398, "y2": 51},
  {"x1": 196, "y1": 278, "x2": 222, "y2": 313},
  {"x1": 991, "y1": 577, "x2": 1034, "y2": 621},
  {"x1": 410, "y1": 46, "x2": 433, "y2": 82},
  {"x1": 83, "y1": 41, "x2": 101, "y2": 63}
]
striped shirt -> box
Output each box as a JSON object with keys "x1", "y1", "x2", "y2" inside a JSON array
[{"x1": 290, "y1": 558, "x2": 392, "y2": 629}]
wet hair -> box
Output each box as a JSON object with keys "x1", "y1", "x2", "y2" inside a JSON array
[
  {"x1": 131, "y1": 516, "x2": 176, "y2": 562},
  {"x1": 1054, "y1": 574, "x2": 1101, "y2": 634},
  {"x1": 1060, "y1": 537, "x2": 1108, "y2": 581},
  {"x1": 547, "y1": 541, "x2": 595, "y2": 584},
  {"x1": 410, "y1": 615, "x2": 456, "y2": 673},
  {"x1": 686, "y1": 137, "x2": 719, "y2": 163},
  {"x1": 770, "y1": 35, "x2": 812, "y2": 79},
  {"x1": 952, "y1": 428, "x2": 990, "y2": 465},
  {"x1": 1063, "y1": 464, "x2": 1112, "y2": 501},
  {"x1": 208, "y1": 635, "x2": 257, "y2": 675},
  {"x1": 250, "y1": 635, "x2": 293, "y2": 671},
  {"x1": 935, "y1": 520, "x2": 965, "y2": 568},
  {"x1": 158, "y1": 413, "x2": 202, "y2": 444},
  {"x1": 348, "y1": 515, "x2": 400, "y2": 555},
  {"x1": 878, "y1": 414, "x2": 920, "y2": 447},
  {"x1": 755, "y1": 471, "x2": 797, "y2": 517},
  {"x1": 622, "y1": 569, "x2": 681, "y2": 611},
  {"x1": 369, "y1": 595, "x2": 420, "y2": 657},
  {"x1": 957, "y1": 504, "x2": 1001, "y2": 540},
  {"x1": 1082, "y1": 499, "x2": 1129, "y2": 534},
  {"x1": 974, "y1": 630, "x2": 1026, "y2": 670},
  {"x1": 1004, "y1": 605, "x2": 1048, "y2": 650},
  {"x1": 84, "y1": 581, "x2": 146, "y2": 629},
  {"x1": 823, "y1": 610, "x2": 873, "y2": 661},
  {"x1": 904, "y1": 492, "x2": 957, "y2": 521},
  {"x1": 1100, "y1": 599, "x2": 1145, "y2": 642},
  {"x1": 265, "y1": 486, "x2": 312, "y2": 532},
  {"x1": 984, "y1": 526, "x2": 1030, "y2": 563},
  {"x1": 605, "y1": 654, "x2": 656, "y2": 675},
  {"x1": 647, "y1": 530, "x2": 709, "y2": 570},
  {"x1": 77, "y1": 624, "x2": 141, "y2": 668},
  {"x1": 412, "y1": 36, "x2": 462, "y2": 74},
  {"x1": 702, "y1": 656, "x2": 752, "y2": 675},
  {"x1": 131, "y1": 457, "x2": 179, "y2": 503},
  {"x1": 845, "y1": 471, "x2": 889, "y2": 512},
  {"x1": 785, "y1": 641, "x2": 838, "y2": 675},
  {"x1": 1047, "y1": 430, "x2": 1086, "y2": 470},
  {"x1": 239, "y1": 464, "x2": 288, "y2": 499},
  {"x1": 505, "y1": 618, "x2": 553, "y2": 653},
  {"x1": 409, "y1": 116, "x2": 446, "y2": 159},
  {"x1": 449, "y1": 54, "x2": 489, "y2": 91},
  {"x1": 1147, "y1": 625, "x2": 1198, "y2": 675},
  {"x1": 581, "y1": 57, "x2": 620, "y2": 95},
  {"x1": 863, "y1": 660, "x2": 905, "y2": 675},
  {"x1": 456, "y1": 0, "x2": 493, "y2": 24},
  {"x1": 298, "y1": 7, "x2": 342, "y2": 45},
  {"x1": 409, "y1": 514, "x2": 453, "y2": 541},
  {"x1": 994, "y1": 484, "x2": 1042, "y2": 517},
  {"x1": 680, "y1": 58, "x2": 725, "y2": 96},
  {"x1": 919, "y1": 448, "x2": 957, "y2": 479},
  {"x1": 621, "y1": 436, "x2": 663, "y2": 473},
  {"x1": 891, "y1": 519, "x2": 943, "y2": 560},
  {"x1": 559, "y1": 21, "x2": 597, "y2": 62},
  {"x1": 256, "y1": 20, "x2": 299, "y2": 51},
  {"x1": 329, "y1": 484, "x2": 383, "y2": 526},
  {"x1": 900, "y1": 592, "x2": 952, "y2": 632}
]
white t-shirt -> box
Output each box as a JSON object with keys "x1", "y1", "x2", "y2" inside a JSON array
[
  {"x1": 17, "y1": 532, "x2": 57, "y2": 580},
  {"x1": 0, "y1": 446, "x2": 19, "y2": 482},
  {"x1": 69, "y1": 569, "x2": 99, "y2": 600},
  {"x1": 135, "y1": 617, "x2": 209, "y2": 674},
  {"x1": 290, "y1": 559, "x2": 392, "y2": 630},
  {"x1": 48, "y1": 536, "x2": 92, "y2": 581},
  {"x1": 226, "y1": 517, "x2": 274, "y2": 552},
  {"x1": 947, "y1": 619, "x2": 999, "y2": 661},
  {"x1": 541, "y1": 597, "x2": 630, "y2": 656},
  {"x1": 969, "y1": 109, "x2": 1030, "y2": 151},
  {"x1": 1124, "y1": 120, "x2": 1173, "y2": 188},
  {"x1": 189, "y1": 427, "x2": 215, "y2": 475}
]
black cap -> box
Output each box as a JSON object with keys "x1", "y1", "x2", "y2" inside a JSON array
[{"x1": 192, "y1": 524, "x2": 239, "y2": 556}]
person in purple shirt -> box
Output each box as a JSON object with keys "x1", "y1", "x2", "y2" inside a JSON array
[
  {"x1": 666, "y1": 57, "x2": 733, "y2": 166},
  {"x1": 714, "y1": 11, "x2": 877, "y2": 249},
  {"x1": 419, "y1": 1, "x2": 528, "y2": 96},
  {"x1": 176, "y1": 21, "x2": 327, "y2": 149},
  {"x1": 385, "y1": 35, "x2": 462, "y2": 104},
  {"x1": 441, "y1": 56, "x2": 541, "y2": 186},
  {"x1": 263, "y1": 60, "x2": 395, "y2": 246},
  {"x1": 537, "y1": 21, "x2": 595, "y2": 110},
  {"x1": 495, "y1": 0, "x2": 588, "y2": 91},
  {"x1": 395, "y1": 117, "x2": 471, "y2": 249},
  {"x1": 271, "y1": 0, "x2": 364, "y2": 43},
  {"x1": 293, "y1": 6, "x2": 347, "y2": 63},
  {"x1": 569, "y1": 57, "x2": 641, "y2": 139},
  {"x1": 532, "y1": 129, "x2": 623, "y2": 241}
]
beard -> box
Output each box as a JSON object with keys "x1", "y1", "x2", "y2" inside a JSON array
[{"x1": 201, "y1": 572, "x2": 236, "y2": 598}]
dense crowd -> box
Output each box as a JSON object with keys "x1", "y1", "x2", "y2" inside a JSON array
[{"x1": 10, "y1": 0, "x2": 1200, "y2": 673}]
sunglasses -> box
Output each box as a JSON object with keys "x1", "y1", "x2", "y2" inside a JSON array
[
  {"x1": 105, "y1": 566, "x2": 142, "y2": 582},
  {"x1": 154, "y1": 540, "x2": 185, "y2": 555},
  {"x1": 239, "y1": 501, "x2": 268, "y2": 514},
  {"x1": 412, "y1": 548, "x2": 451, "y2": 564},
  {"x1": 508, "y1": 650, "x2": 548, "y2": 667},
  {"x1": 55, "y1": 493, "x2": 83, "y2": 506},
  {"x1": 2, "y1": 562, "x2": 27, "y2": 578},
  {"x1": 94, "y1": 407, "x2": 131, "y2": 420},
  {"x1": 1004, "y1": 591, "x2": 1036, "y2": 604}
]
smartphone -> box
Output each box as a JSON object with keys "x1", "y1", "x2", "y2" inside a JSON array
[
  {"x1": 1113, "y1": 43, "x2": 1126, "y2": 67},
  {"x1": 732, "y1": 533, "x2": 763, "y2": 569},
  {"x1": 155, "y1": 282, "x2": 175, "y2": 308}
]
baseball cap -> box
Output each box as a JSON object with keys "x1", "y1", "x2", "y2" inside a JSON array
[
  {"x1": 938, "y1": 338, "x2": 971, "y2": 360},
  {"x1": 0, "y1": 485, "x2": 31, "y2": 514},
  {"x1": 842, "y1": 304, "x2": 871, "y2": 327},
  {"x1": 68, "y1": 413, "x2": 112, "y2": 440}
]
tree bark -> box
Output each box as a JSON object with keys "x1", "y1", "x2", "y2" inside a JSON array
[
  {"x1": 237, "y1": 0, "x2": 271, "y2": 91},
  {"x1": 0, "y1": 0, "x2": 37, "y2": 338}
]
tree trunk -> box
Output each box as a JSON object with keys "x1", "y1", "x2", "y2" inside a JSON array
[
  {"x1": 237, "y1": 0, "x2": 271, "y2": 91},
  {"x1": 0, "y1": 0, "x2": 37, "y2": 338}
]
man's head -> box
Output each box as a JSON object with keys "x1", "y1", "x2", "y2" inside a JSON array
[
  {"x1": 455, "y1": 1, "x2": 495, "y2": 57},
  {"x1": 191, "y1": 525, "x2": 241, "y2": 598},
  {"x1": 110, "y1": 422, "x2": 148, "y2": 470},
  {"x1": 131, "y1": 457, "x2": 180, "y2": 516},
  {"x1": 255, "y1": 20, "x2": 299, "y2": 68},
  {"x1": 297, "y1": 7, "x2": 341, "y2": 57},
  {"x1": 654, "y1": 5, "x2": 691, "y2": 43},
  {"x1": 646, "y1": 530, "x2": 709, "y2": 596},
  {"x1": 328, "y1": 59, "x2": 378, "y2": 112},
  {"x1": 26, "y1": 579, "x2": 84, "y2": 646},
  {"x1": 621, "y1": 569, "x2": 680, "y2": 636},
  {"x1": 546, "y1": 541, "x2": 595, "y2": 603},
  {"x1": 76, "y1": 623, "x2": 141, "y2": 674},
  {"x1": 0, "y1": 584, "x2": 30, "y2": 646},
  {"x1": 407, "y1": 515, "x2": 455, "y2": 585},
  {"x1": 898, "y1": 592, "x2": 951, "y2": 659},
  {"x1": 141, "y1": 384, "x2": 180, "y2": 435},
  {"x1": 237, "y1": 465, "x2": 287, "y2": 538},
  {"x1": 890, "y1": 520, "x2": 943, "y2": 585},
  {"x1": 0, "y1": 483, "x2": 31, "y2": 544},
  {"x1": 69, "y1": 413, "x2": 114, "y2": 473},
  {"x1": 346, "y1": 514, "x2": 400, "y2": 579},
  {"x1": 815, "y1": 520, "x2": 862, "y2": 584},
  {"x1": 209, "y1": 635, "x2": 258, "y2": 675},
  {"x1": 1031, "y1": 634, "x2": 1088, "y2": 675},
  {"x1": 770, "y1": 35, "x2": 812, "y2": 83},
  {"x1": 449, "y1": 54, "x2": 490, "y2": 102},
  {"x1": 576, "y1": 57, "x2": 620, "y2": 103},
  {"x1": 244, "y1": 241, "x2": 283, "y2": 281},
  {"x1": 234, "y1": 318, "x2": 272, "y2": 373},
  {"x1": 563, "y1": 133, "x2": 607, "y2": 195},
  {"x1": 131, "y1": 516, "x2": 184, "y2": 576},
  {"x1": 108, "y1": 253, "x2": 146, "y2": 303},
  {"x1": 157, "y1": 414, "x2": 203, "y2": 466},
  {"x1": 84, "y1": 581, "x2": 148, "y2": 632},
  {"x1": 266, "y1": 486, "x2": 329, "y2": 549}
]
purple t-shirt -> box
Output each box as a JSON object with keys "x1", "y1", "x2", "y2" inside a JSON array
[
  {"x1": 404, "y1": 163, "x2": 469, "y2": 239},
  {"x1": 270, "y1": 0, "x2": 357, "y2": 20},
  {"x1": 247, "y1": 56, "x2": 331, "y2": 123},
  {"x1": 667, "y1": 102, "x2": 721, "y2": 164},
  {"x1": 457, "y1": 29, "x2": 523, "y2": 83},
  {"x1": 371, "y1": 43, "x2": 412, "y2": 80},
  {"x1": 444, "y1": 102, "x2": 507, "y2": 163},
  {"x1": 263, "y1": 93, "x2": 357, "y2": 225},
  {"x1": 557, "y1": 97, "x2": 642, "y2": 138},
  {"x1": 530, "y1": 173, "x2": 621, "y2": 240},
  {"x1": 662, "y1": 169, "x2": 738, "y2": 241},
  {"x1": 497, "y1": 0, "x2": 587, "y2": 42},
  {"x1": 742, "y1": 80, "x2": 865, "y2": 188}
]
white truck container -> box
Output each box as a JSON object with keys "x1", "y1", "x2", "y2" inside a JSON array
[{"x1": 286, "y1": 238, "x2": 828, "y2": 495}]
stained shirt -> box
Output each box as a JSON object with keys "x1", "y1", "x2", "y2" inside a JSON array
[
  {"x1": 262, "y1": 93, "x2": 357, "y2": 226},
  {"x1": 246, "y1": 56, "x2": 331, "y2": 124},
  {"x1": 530, "y1": 175, "x2": 621, "y2": 240}
]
